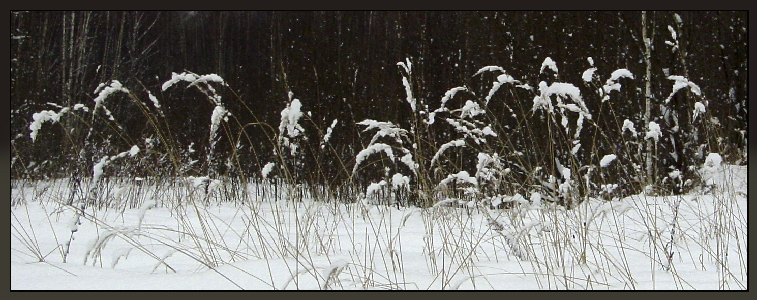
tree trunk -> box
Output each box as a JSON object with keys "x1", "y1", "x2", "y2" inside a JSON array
[{"x1": 642, "y1": 11, "x2": 655, "y2": 188}]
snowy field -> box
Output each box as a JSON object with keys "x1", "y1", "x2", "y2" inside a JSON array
[{"x1": 11, "y1": 163, "x2": 746, "y2": 290}]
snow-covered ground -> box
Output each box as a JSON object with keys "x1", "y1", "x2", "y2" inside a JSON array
[{"x1": 11, "y1": 164, "x2": 746, "y2": 290}]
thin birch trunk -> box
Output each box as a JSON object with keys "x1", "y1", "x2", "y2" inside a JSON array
[{"x1": 642, "y1": 11, "x2": 655, "y2": 187}]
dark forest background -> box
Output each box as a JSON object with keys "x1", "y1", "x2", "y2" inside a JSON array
[{"x1": 10, "y1": 11, "x2": 748, "y2": 199}]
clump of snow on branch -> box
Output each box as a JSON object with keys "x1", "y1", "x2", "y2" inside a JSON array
[
  {"x1": 73, "y1": 104, "x2": 89, "y2": 112},
  {"x1": 693, "y1": 101, "x2": 706, "y2": 122},
  {"x1": 278, "y1": 93, "x2": 307, "y2": 156},
  {"x1": 397, "y1": 58, "x2": 416, "y2": 112},
  {"x1": 93, "y1": 80, "x2": 129, "y2": 121},
  {"x1": 188, "y1": 74, "x2": 225, "y2": 88},
  {"x1": 540, "y1": 57, "x2": 558, "y2": 75},
  {"x1": 497, "y1": 74, "x2": 515, "y2": 85},
  {"x1": 391, "y1": 173, "x2": 410, "y2": 191},
  {"x1": 533, "y1": 81, "x2": 589, "y2": 118},
  {"x1": 92, "y1": 156, "x2": 110, "y2": 183},
  {"x1": 609, "y1": 69, "x2": 634, "y2": 82},
  {"x1": 128, "y1": 145, "x2": 140, "y2": 157},
  {"x1": 622, "y1": 119, "x2": 638, "y2": 136},
  {"x1": 444, "y1": 118, "x2": 496, "y2": 145},
  {"x1": 147, "y1": 92, "x2": 161, "y2": 110},
  {"x1": 366, "y1": 180, "x2": 387, "y2": 198},
  {"x1": 582, "y1": 67, "x2": 597, "y2": 82},
  {"x1": 431, "y1": 139, "x2": 465, "y2": 166},
  {"x1": 438, "y1": 171, "x2": 477, "y2": 188},
  {"x1": 110, "y1": 146, "x2": 139, "y2": 161},
  {"x1": 441, "y1": 87, "x2": 467, "y2": 105},
  {"x1": 532, "y1": 82, "x2": 553, "y2": 113},
  {"x1": 28, "y1": 103, "x2": 89, "y2": 142},
  {"x1": 665, "y1": 76, "x2": 702, "y2": 104},
  {"x1": 94, "y1": 80, "x2": 129, "y2": 109},
  {"x1": 29, "y1": 109, "x2": 66, "y2": 142},
  {"x1": 320, "y1": 119, "x2": 338, "y2": 149},
  {"x1": 645, "y1": 121, "x2": 662, "y2": 143},
  {"x1": 472, "y1": 65, "x2": 526, "y2": 107},
  {"x1": 473, "y1": 65, "x2": 506, "y2": 76},
  {"x1": 699, "y1": 152, "x2": 724, "y2": 186},
  {"x1": 476, "y1": 152, "x2": 503, "y2": 182},
  {"x1": 353, "y1": 143, "x2": 394, "y2": 175},
  {"x1": 532, "y1": 79, "x2": 591, "y2": 140},
  {"x1": 261, "y1": 162, "x2": 275, "y2": 179},
  {"x1": 399, "y1": 152, "x2": 418, "y2": 174},
  {"x1": 668, "y1": 25, "x2": 677, "y2": 41},
  {"x1": 428, "y1": 86, "x2": 469, "y2": 124},
  {"x1": 484, "y1": 71, "x2": 518, "y2": 105},
  {"x1": 550, "y1": 83, "x2": 586, "y2": 110},
  {"x1": 88, "y1": 145, "x2": 144, "y2": 182},
  {"x1": 161, "y1": 72, "x2": 199, "y2": 91},
  {"x1": 602, "y1": 69, "x2": 634, "y2": 101},
  {"x1": 357, "y1": 119, "x2": 408, "y2": 146},
  {"x1": 665, "y1": 25, "x2": 680, "y2": 52},
  {"x1": 162, "y1": 72, "x2": 227, "y2": 105},
  {"x1": 600, "y1": 154, "x2": 617, "y2": 168},
  {"x1": 555, "y1": 164, "x2": 574, "y2": 196},
  {"x1": 209, "y1": 105, "x2": 230, "y2": 149},
  {"x1": 457, "y1": 100, "x2": 485, "y2": 119},
  {"x1": 438, "y1": 92, "x2": 497, "y2": 144},
  {"x1": 147, "y1": 91, "x2": 165, "y2": 117}
]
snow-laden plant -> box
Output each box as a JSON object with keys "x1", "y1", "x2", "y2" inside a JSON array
[
  {"x1": 162, "y1": 72, "x2": 227, "y2": 106},
  {"x1": 649, "y1": 14, "x2": 723, "y2": 194},
  {"x1": 261, "y1": 162, "x2": 276, "y2": 180},
  {"x1": 352, "y1": 120, "x2": 418, "y2": 206},
  {"x1": 27, "y1": 72, "x2": 239, "y2": 262},
  {"x1": 320, "y1": 119, "x2": 338, "y2": 150},
  {"x1": 352, "y1": 59, "x2": 426, "y2": 206},
  {"x1": 162, "y1": 72, "x2": 231, "y2": 179},
  {"x1": 277, "y1": 92, "x2": 307, "y2": 157},
  {"x1": 464, "y1": 58, "x2": 586, "y2": 207},
  {"x1": 425, "y1": 81, "x2": 505, "y2": 207},
  {"x1": 28, "y1": 105, "x2": 87, "y2": 142},
  {"x1": 262, "y1": 91, "x2": 313, "y2": 191},
  {"x1": 469, "y1": 57, "x2": 654, "y2": 206}
]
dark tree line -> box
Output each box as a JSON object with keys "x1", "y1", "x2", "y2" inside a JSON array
[{"x1": 11, "y1": 11, "x2": 747, "y2": 195}]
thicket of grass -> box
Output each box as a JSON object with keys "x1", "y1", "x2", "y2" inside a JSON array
[{"x1": 11, "y1": 51, "x2": 747, "y2": 289}]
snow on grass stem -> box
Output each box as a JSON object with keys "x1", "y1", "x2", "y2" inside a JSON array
[
  {"x1": 209, "y1": 105, "x2": 229, "y2": 148},
  {"x1": 431, "y1": 139, "x2": 465, "y2": 166},
  {"x1": 540, "y1": 57, "x2": 558, "y2": 75},
  {"x1": 353, "y1": 143, "x2": 394, "y2": 175},
  {"x1": 94, "y1": 80, "x2": 129, "y2": 110},
  {"x1": 29, "y1": 110, "x2": 65, "y2": 142},
  {"x1": 600, "y1": 154, "x2": 617, "y2": 168},
  {"x1": 645, "y1": 121, "x2": 662, "y2": 143},
  {"x1": 320, "y1": 119, "x2": 338, "y2": 149},
  {"x1": 262, "y1": 162, "x2": 276, "y2": 179},
  {"x1": 397, "y1": 59, "x2": 416, "y2": 113},
  {"x1": 664, "y1": 75, "x2": 701, "y2": 104}
]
